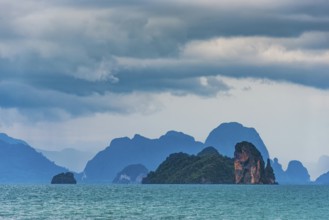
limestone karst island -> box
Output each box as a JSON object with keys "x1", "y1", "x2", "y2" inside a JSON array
[{"x1": 143, "y1": 142, "x2": 276, "y2": 184}]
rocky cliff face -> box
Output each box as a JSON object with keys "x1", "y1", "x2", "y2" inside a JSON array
[
  {"x1": 264, "y1": 159, "x2": 276, "y2": 184},
  {"x1": 234, "y1": 142, "x2": 275, "y2": 184}
]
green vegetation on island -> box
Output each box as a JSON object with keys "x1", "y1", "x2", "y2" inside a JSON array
[{"x1": 142, "y1": 147, "x2": 235, "y2": 184}]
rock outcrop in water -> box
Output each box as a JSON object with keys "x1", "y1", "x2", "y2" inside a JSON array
[
  {"x1": 234, "y1": 142, "x2": 276, "y2": 184},
  {"x1": 143, "y1": 142, "x2": 275, "y2": 184},
  {"x1": 51, "y1": 172, "x2": 77, "y2": 184},
  {"x1": 113, "y1": 164, "x2": 148, "y2": 184}
]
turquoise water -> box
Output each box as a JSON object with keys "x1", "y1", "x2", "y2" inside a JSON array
[{"x1": 0, "y1": 185, "x2": 328, "y2": 219}]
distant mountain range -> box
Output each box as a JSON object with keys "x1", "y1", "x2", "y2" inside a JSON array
[
  {"x1": 82, "y1": 131, "x2": 204, "y2": 183},
  {"x1": 0, "y1": 133, "x2": 67, "y2": 183},
  {"x1": 82, "y1": 122, "x2": 271, "y2": 183},
  {"x1": 1, "y1": 122, "x2": 328, "y2": 184}
]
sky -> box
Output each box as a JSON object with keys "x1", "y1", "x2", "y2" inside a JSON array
[{"x1": 0, "y1": 0, "x2": 329, "y2": 177}]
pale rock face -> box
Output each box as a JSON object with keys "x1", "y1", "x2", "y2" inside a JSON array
[
  {"x1": 119, "y1": 174, "x2": 131, "y2": 182},
  {"x1": 112, "y1": 164, "x2": 148, "y2": 184}
]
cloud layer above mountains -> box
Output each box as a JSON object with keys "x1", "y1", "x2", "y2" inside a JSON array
[{"x1": 1, "y1": 0, "x2": 329, "y2": 118}]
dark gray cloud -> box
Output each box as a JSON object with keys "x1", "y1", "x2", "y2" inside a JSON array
[
  {"x1": 1, "y1": 0, "x2": 329, "y2": 119},
  {"x1": 0, "y1": 80, "x2": 167, "y2": 120}
]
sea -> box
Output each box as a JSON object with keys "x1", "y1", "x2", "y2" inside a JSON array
[{"x1": 0, "y1": 184, "x2": 328, "y2": 219}]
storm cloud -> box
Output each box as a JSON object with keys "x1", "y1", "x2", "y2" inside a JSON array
[{"x1": 1, "y1": 0, "x2": 329, "y2": 118}]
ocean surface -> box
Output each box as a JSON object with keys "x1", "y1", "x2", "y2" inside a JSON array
[{"x1": 0, "y1": 184, "x2": 328, "y2": 219}]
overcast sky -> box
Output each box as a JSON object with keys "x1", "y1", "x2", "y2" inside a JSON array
[{"x1": 1, "y1": 0, "x2": 329, "y2": 176}]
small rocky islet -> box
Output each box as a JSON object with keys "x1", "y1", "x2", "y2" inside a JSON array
[
  {"x1": 142, "y1": 141, "x2": 276, "y2": 184},
  {"x1": 51, "y1": 172, "x2": 77, "y2": 184}
]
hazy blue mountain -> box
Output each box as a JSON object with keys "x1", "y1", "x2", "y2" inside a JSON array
[
  {"x1": 315, "y1": 171, "x2": 329, "y2": 184},
  {"x1": 0, "y1": 133, "x2": 68, "y2": 183},
  {"x1": 205, "y1": 122, "x2": 270, "y2": 160},
  {"x1": 0, "y1": 133, "x2": 27, "y2": 145},
  {"x1": 38, "y1": 148, "x2": 94, "y2": 172},
  {"x1": 271, "y1": 158, "x2": 311, "y2": 184},
  {"x1": 113, "y1": 164, "x2": 148, "y2": 184},
  {"x1": 271, "y1": 158, "x2": 287, "y2": 183},
  {"x1": 82, "y1": 131, "x2": 204, "y2": 183},
  {"x1": 285, "y1": 160, "x2": 311, "y2": 184}
]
